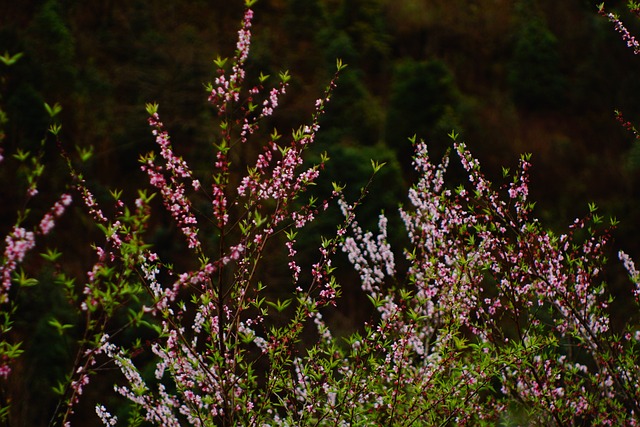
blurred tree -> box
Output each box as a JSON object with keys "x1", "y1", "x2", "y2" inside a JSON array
[
  {"x1": 319, "y1": 0, "x2": 389, "y2": 72},
  {"x1": 316, "y1": 68, "x2": 384, "y2": 147},
  {"x1": 11, "y1": 270, "x2": 78, "y2": 427},
  {"x1": 2, "y1": 0, "x2": 77, "y2": 149},
  {"x1": 284, "y1": 0, "x2": 326, "y2": 40},
  {"x1": 385, "y1": 58, "x2": 460, "y2": 171},
  {"x1": 26, "y1": 0, "x2": 78, "y2": 98},
  {"x1": 508, "y1": 0, "x2": 566, "y2": 109},
  {"x1": 311, "y1": 0, "x2": 390, "y2": 148}
]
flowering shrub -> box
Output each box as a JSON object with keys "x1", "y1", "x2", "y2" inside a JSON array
[
  {"x1": 2, "y1": 1, "x2": 640, "y2": 426},
  {"x1": 0, "y1": 52, "x2": 76, "y2": 423},
  {"x1": 599, "y1": 3, "x2": 640, "y2": 54}
]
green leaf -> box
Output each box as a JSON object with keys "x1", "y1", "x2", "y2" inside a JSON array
[
  {"x1": 0, "y1": 341, "x2": 23, "y2": 359},
  {"x1": 279, "y1": 70, "x2": 290, "y2": 83},
  {"x1": 370, "y1": 159, "x2": 386, "y2": 174},
  {"x1": 110, "y1": 188, "x2": 123, "y2": 201},
  {"x1": 252, "y1": 211, "x2": 266, "y2": 227},
  {"x1": 75, "y1": 144, "x2": 94, "y2": 162},
  {"x1": 592, "y1": 213, "x2": 603, "y2": 224},
  {"x1": 44, "y1": 102, "x2": 62, "y2": 118},
  {"x1": 0, "y1": 51, "x2": 23, "y2": 66},
  {"x1": 48, "y1": 123, "x2": 62, "y2": 136},
  {"x1": 48, "y1": 318, "x2": 74, "y2": 335},
  {"x1": 239, "y1": 219, "x2": 250, "y2": 235},
  {"x1": 366, "y1": 294, "x2": 383, "y2": 308},
  {"x1": 284, "y1": 229, "x2": 297, "y2": 241},
  {"x1": 213, "y1": 56, "x2": 228, "y2": 69},
  {"x1": 331, "y1": 182, "x2": 345, "y2": 193},
  {"x1": 145, "y1": 103, "x2": 159, "y2": 116},
  {"x1": 292, "y1": 127, "x2": 303, "y2": 141},
  {"x1": 137, "y1": 189, "x2": 156, "y2": 203},
  {"x1": 266, "y1": 298, "x2": 292, "y2": 313},
  {"x1": 41, "y1": 248, "x2": 62, "y2": 262},
  {"x1": 52, "y1": 381, "x2": 66, "y2": 396},
  {"x1": 12, "y1": 148, "x2": 30, "y2": 162},
  {"x1": 15, "y1": 270, "x2": 37, "y2": 287}
]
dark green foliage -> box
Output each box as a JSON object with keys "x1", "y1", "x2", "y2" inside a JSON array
[
  {"x1": 386, "y1": 58, "x2": 460, "y2": 170},
  {"x1": 319, "y1": 0, "x2": 389, "y2": 70},
  {"x1": 311, "y1": 0, "x2": 391, "y2": 148},
  {"x1": 317, "y1": 69, "x2": 384, "y2": 146},
  {"x1": 6, "y1": 83, "x2": 47, "y2": 146},
  {"x1": 26, "y1": 0, "x2": 78, "y2": 97},
  {"x1": 335, "y1": 0, "x2": 390, "y2": 66},
  {"x1": 508, "y1": 2, "x2": 566, "y2": 109},
  {"x1": 12, "y1": 273, "x2": 78, "y2": 427},
  {"x1": 284, "y1": 0, "x2": 326, "y2": 39}
]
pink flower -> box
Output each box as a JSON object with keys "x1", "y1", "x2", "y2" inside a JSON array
[
  {"x1": 0, "y1": 363, "x2": 11, "y2": 379},
  {"x1": 1, "y1": 227, "x2": 36, "y2": 301}
]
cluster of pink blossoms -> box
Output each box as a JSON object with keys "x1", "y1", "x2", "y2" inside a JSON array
[
  {"x1": 340, "y1": 198, "x2": 395, "y2": 298},
  {"x1": 600, "y1": 8, "x2": 640, "y2": 54},
  {"x1": 208, "y1": 8, "x2": 253, "y2": 113},
  {"x1": 142, "y1": 113, "x2": 201, "y2": 249},
  {"x1": 1, "y1": 193, "x2": 72, "y2": 303},
  {"x1": 39, "y1": 193, "x2": 72, "y2": 235},
  {"x1": 338, "y1": 134, "x2": 639, "y2": 423},
  {"x1": 93, "y1": 3, "x2": 346, "y2": 423},
  {"x1": 1, "y1": 227, "x2": 35, "y2": 302}
]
